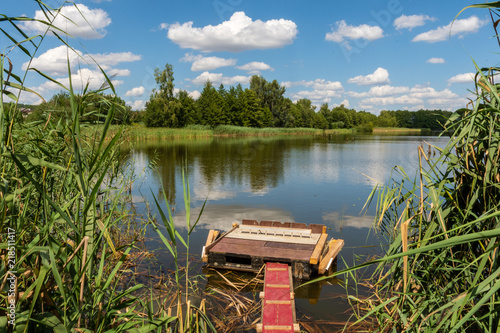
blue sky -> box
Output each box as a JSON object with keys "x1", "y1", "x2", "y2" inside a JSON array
[{"x1": 3, "y1": 0, "x2": 497, "y2": 114}]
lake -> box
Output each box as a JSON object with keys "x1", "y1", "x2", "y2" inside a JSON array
[{"x1": 121, "y1": 132, "x2": 449, "y2": 328}]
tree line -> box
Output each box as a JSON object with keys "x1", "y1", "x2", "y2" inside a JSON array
[
  {"x1": 143, "y1": 64, "x2": 453, "y2": 131},
  {"x1": 21, "y1": 63, "x2": 454, "y2": 131}
]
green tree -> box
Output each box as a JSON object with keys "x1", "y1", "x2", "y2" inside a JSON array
[
  {"x1": 154, "y1": 63, "x2": 175, "y2": 100},
  {"x1": 331, "y1": 105, "x2": 351, "y2": 128},
  {"x1": 236, "y1": 89, "x2": 265, "y2": 127},
  {"x1": 295, "y1": 99, "x2": 316, "y2": 128},
  {"x1": 313, "y1": 112, "x2": 328, "y2": 129},
  {"x1": 144, "y1": 63, "x2": 179, "y2": 127},
  {"x1": 250, "y1": 75, "x2": 286, "y2": 127},
  {"x1": 377, "y1": 110, "x2": 398, "y2": 127},
  {"x1": 226, "y1": 85, "x2": 240, "y2": 125},
  {"x1": 176, "y1": 90, "x2": 196, "y2": 126},
  {"x1": 197, "y1": 81, "x2": 228, "y2": 127}
]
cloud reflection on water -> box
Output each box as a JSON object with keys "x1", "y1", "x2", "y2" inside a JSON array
[
  {"x1": 322, "y1": 211, "x2": 376, "y2": 231},
  {"x1": 169, "y1": 204, "x2": 295, "y2": 230}
]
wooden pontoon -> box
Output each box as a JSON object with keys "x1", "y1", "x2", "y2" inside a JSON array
[{"x1": 202, "y1": 219, "x2": 344, "y2": 280}]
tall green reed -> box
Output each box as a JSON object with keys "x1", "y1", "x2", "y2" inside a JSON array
[
  {"x1": 0, "y1": 1, "x2": 174, "y2": 331},
  {"x1": 334, "y1": 3, "x2": 500, "y2": 331},
  {"x1": 149, "y1": 167, "x2": 216, "y2": 332}
]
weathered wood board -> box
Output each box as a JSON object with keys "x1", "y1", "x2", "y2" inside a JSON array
[{"x1": 204, "y1": 220, "x2": 344, "y2": 279}]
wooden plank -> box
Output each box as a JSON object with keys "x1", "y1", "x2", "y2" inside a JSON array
[
  {"x1": 266, "y1": 300, "x2": 291, "y2": 305},
  {"x1": 273, "y1": 221, "x2": 291, "y2": 228},
  {"x1": 308, "y1": 223, "x2": 327, "y2": 234},
  {"x1": 204, "y1": 225, "x2": 239, "y2": 252},
  {"x1": 209, "y1": 238, "x2": 315, "y2": 261},
  {"x1": 290, "y1": 222, "x2": 307, "y2": 229},
  {"x1": 239, "y1": 224, "x2": 312, "y2": 237},
  {"x1": 318, "y1": 239, "x2": 344, "y2": 274},
  {"x1": 266, "y1": 284, "x2": 290, "y2": 288},
  {"x1": 309, "y1": 233, "x2": 328, "y2": 265},
  {"x1": 261, "y1": 220, "x2": 274, "y2": 227},
  {"x1": 201, "y1": 230, "x2": 218, "y2": 262},
  {"x1": 261, "y1": 263, "x2": 295, "y2": 333},
  {"x1": 288, "y1": 265, "x2": 297, "y2": 326},
  {"x1": 262, "y1": 325, "x2": 294, "y2": 331},
  {"x1": 242, "y1": 219, "x2": 258, "y2": 225},
  {"x1": 227, "y1": 230, "x2": 318, "y2": 245}
]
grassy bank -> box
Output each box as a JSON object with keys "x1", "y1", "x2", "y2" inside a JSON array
[
  {"x1": 372, "y1": 127, "x2": 431, "y2": 134},
  {"x1": 87, "y1": 123, "x2": 353, "y2": 142}
]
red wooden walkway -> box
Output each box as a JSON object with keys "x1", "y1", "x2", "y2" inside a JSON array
[{"x1": 256, "y1": 262, "x2": 299, "y2": 333}]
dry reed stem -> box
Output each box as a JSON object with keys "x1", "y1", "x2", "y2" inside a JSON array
[
  {"x1": 78, "y1": 236, "x2": 89, "y2": 328},
  {"x1": 401, "y1": 219, "x2": 410, "y2": 295}
]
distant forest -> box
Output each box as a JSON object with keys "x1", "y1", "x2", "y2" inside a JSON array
[
  {"x1": 22, "y1": 63, "x2": 456, "y2": 131},
  {"x1": 141, "y1": 64, "x2": 454, "y2": 131}
]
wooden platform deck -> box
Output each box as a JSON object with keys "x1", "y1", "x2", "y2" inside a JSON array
[
  {"x1": 203, "y1": 220, "x2": 344, "y2": 280},
  {"x1": 256, "y1": 262, "x2": 299, "y2": 333}
]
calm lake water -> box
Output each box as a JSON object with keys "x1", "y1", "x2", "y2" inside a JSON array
[{"x1": 122, "y1": 133, "x2": 449, "y2": 327}]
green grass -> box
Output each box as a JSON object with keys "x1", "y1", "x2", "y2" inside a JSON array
[
  {"x1": 87, "y1": 123, "x2": 352, "y2": 142},
  {"x1": 372, "y1": 127, "x2": 430, "y2": 133}
]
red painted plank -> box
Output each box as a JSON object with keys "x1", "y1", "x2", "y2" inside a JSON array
[
  {"x1": 265, "y1": 288, "x2": 291, "y2": 300},
  {"x1": 261, "y1": 263, "x2": 296, "y2": 333}
]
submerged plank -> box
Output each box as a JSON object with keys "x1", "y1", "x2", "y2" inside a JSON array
[{"x1": 318, "y1": 239, "x2": 344, "y2": 274}]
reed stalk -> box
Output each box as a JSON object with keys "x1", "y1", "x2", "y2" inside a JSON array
[
  {"x1": 0, "y1": 1, "x2": 175, "y2": 331},
  {"x1": 324, "y1": 3, "x2": 500, "y2": 331}
]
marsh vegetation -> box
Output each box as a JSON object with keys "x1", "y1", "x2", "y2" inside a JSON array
[{"x1": 2, "y1": 1, "x2": 499, "y2": 332}]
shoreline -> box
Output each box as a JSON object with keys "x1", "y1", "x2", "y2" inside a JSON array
[
  {"x1": 372, "y1": 127, "x2": 431, "y2": 134},
  {"x1": 87, "y1": 124, "x2": 355, "y2": 142}
]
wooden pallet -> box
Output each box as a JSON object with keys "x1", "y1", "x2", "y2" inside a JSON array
[{"x1": 203, "y1": 220, "x2": 344, "y2": 280}]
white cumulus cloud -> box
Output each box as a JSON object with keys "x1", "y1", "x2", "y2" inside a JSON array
[
  {"x1": 190, "y1": 56, "x2": 236, "y2": 71},
  {"x1": 409, "y1": 86, "x2": 458, "y2": 99},
  {"x1": 360, "y1": 95, "x2": 424, "y2": 106},
  {"x1": 165, "y1": 11, "x2": 298, "y2": 52},
  {"x1": 413, "y1": 16, "x2": 486, "y2": 43},
  {"x1": 448, "y1": 73, "x2": 475, "y2": 84},
  {"x1": 189, "y1": 90, "x2": 201, "y2": 99},
  {"x1": 125, "y1": 86, "x2": 145, "y2": 97},
  {"x1": 108, "y1": 68, "x2": 130, "y2": 77},
  {"x1": 39, "y1": 68, "x2": 123, "y2": 92},
  {"x1": 285, "y1": 79, "x2": 344, "y2": 104},
  {"x1": 347, "y1": 68, "x2": 390, "y2": 86},
  {"x1": 22, "y1": 45, "x2": 81, "y2": 75},
  {"x1": 292, "y1": 89, "x2": 343, "y2": 101},
  {"x1": 325, "y1": 20, "x2": 383, "y2": 49},
  {"x1": 426, "y1": 57, "x2": 445, "y2": 64},
  {"x1": 281, "y1": 79, "x2": 343, "y2": 91},
  {"x1": 335, "y1": 99, "x2": 350, "y2": 108},
  {"x1": 22, "y1": 46, "x2": 141, "y2": 76},
  {"x1": 24, "y1": 3, "x2": 111, "y2": 39},
  {"x1": 191, "y1": 72, "x2": 250, "y2": 85},
  {"x1": 393, "y1": 14, "x2": 435, "y2": 31},
  {"x1": 348, "y1": 85, "x2": 410, "y2": 98},
  {"x1": 127, "y1": 100, "x2": 146, "y2": 110},
  {"x1": 236, "y1": 62, "x2": 273, "y2": 73},
  {"x1": 88, "y1": 52, "x2": 142, "y2": 66},
  {"x1": 428, "y1": 97, "x2": 468, "y2": 109}
]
